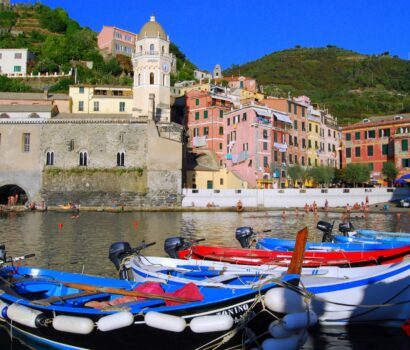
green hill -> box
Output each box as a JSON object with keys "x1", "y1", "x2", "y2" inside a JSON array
[
  {"x1": 0, "y1": 3, "x2": 195, "y2": 92},
  {"x1": 224, "y1": 46, "x2": 410, "y2": 124}
]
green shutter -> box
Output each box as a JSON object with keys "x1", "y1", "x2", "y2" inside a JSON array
[
  {"x1": 355, "y1": 147, "x2": 360, "y2": 157},
  {"x1": 195, "y1": 99, "x2": 199, "y2": 106},
  {"x1": 368, "y1": 145, "x2": 373, "y2": 156},
  {"x1": 219, "y1": 110, "x2": 223, "y2": 118},
  {"x1": 382, "y1": 144, "x2": 388, "y2": 155},
  {"x1": 204, "y1": 110, "x2": 208, "y2": 119},
  {"x1": 288, "y1": 102, "x2": 292, "y2": 113},
  {"x1": 355, "y1": 132, "x2": 360, "y2": 140},
  {"x1": 195, "y1": 112, "x2": 199, "y2": 120},
  {"x1": 294, "y1": 120, "x2": 297, "y2": 130},
  {"x1": 346, "y1": 133, "x2": 351, "y2": 141},
  {"x1": 402, "y1": 139, "x2": 408, "y2": 151},
  {"x1": 346, "y1": 148, "x2": 351, "y2": 158}
]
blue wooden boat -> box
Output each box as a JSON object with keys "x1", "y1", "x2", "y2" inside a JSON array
[
  {"x1": 334, "y1": 234, "x2": 410, "y2": 246},
  {"x1": 0, "y1": 244, "x2": 311, "y2": 350},
  {"x1": 354, "y1": 230, "x2": 410, "y2": 243},
  {"x1": 255, "y1": 237, "x2": 407, "y2": 251}
]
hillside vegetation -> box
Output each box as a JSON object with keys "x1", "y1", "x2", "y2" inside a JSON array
[
  {"x1": 0, "y1": 3, "x2": 195, "y2": 92},
  {"x1": 224, "y1": 46, "x2": 410, "y2": 124}
]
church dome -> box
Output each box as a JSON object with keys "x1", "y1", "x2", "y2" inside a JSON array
[{"x1": 139, "y1": 15, "x2": 167, "y2": 40}]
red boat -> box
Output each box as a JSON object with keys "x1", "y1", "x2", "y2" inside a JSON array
[{"x1": 174, "y1": 244, "x2": 410, "y2": 267}]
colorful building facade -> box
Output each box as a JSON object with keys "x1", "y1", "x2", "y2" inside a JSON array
[
  {"x1": 341, "y1": 114, "x2": 410, "y2": 178},
  {"x1": 97, "y1": 26, "x2": 136, "y2": 58}
]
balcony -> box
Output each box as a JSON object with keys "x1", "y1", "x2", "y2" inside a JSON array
[{"x1": 132, "y1": 51, "x2": 174, "y2": 59}]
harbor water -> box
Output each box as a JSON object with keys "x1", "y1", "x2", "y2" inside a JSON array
[{"x1": 0, "y1": 210, "x2": 409, "y2": 349}]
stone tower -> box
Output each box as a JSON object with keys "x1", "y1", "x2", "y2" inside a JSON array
[
  {"x1": 213, "y1": 64, "x2": 222, "y2": 79},
  {"x1": 132, "y1": 16, "x2": 174, "y2": 123}
]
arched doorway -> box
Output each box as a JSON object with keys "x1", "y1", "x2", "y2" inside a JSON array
[{"x1": 0, "y1": 185, "x2": 29, "y2": 205}]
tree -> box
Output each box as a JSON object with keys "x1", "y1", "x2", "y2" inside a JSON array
[
  {"x1": 309, "y1": 166, "x2": 335, "y2": 187},
  {"x1": 342, "y1": 164, "x2": 371, "y2": 187},
  {"x1": 382, "y1": 162, "x2": 398, "y2": 186},
  {"x1": 288, "y1": 165, "x2": 304, "y2": 184}
]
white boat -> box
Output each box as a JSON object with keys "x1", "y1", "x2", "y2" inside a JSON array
[{"x1": 126, "y1": 255, "x2": 410, "y2": 327}]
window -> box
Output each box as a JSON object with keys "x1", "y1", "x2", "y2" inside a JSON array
[
  {"x1": 150, "y1": 72, "x2": 154, "y2": 84},
  {"x1": 367, "y1": 145, "x2": 374, "y2": 156},
  {"x1": 240, "y1": 81, "x2": 244, "y2": 88},
  {"x1": 355, "y1": 131, "x2": 360, "y2": 140},
  {"x1": 195, "y1": 99, "x2": 199, "y2": 106},
  {"x1": 195, "y1": 112, "x2": 199, "y2": 120},
  {"x1": 302, "y1": 122, "x2": 305, "y2": 131},
  {"x1": 204, "y1": 127, "x2": 209, "y2": 136},
  {"x1": 289, "y1": 135, "x2": 293, "y2": 145},
  {"x1": 93, "y1": 101, "x2": 99, "y2": 112},
  {"x1": 302, "y1": 138, "x2": 306, "y2": 148},
  {"x1": 294, "y1": 136, "x2": 298, "y2": 146},
  {"x1": 346, "y1": 147, "x2": 351, "y2": 158},
  {"x1": 332, "y1": 144, "x2": 336, "y2": 152},
  {"x1": 263, "y1": 142, "x2": 268, "y2": 151},
  {"x1": 273, "y1": 132, "x2": 277, "y2": 142},
  {"x1": 243, "y1": 143, "x2": 248, "y2": 151},
  {"x1": 263, "y1": 156, "x2": 268, "y2": 167},
  {"x1": 207, "y1": 180, "x2": 213, "y2": 189},
  {"x1": 315, "y1": 125, "x2": 318, "y2": 133},
  {"x1": 288, "y1": 102, "x2": 292, "y2": 113},
  {"x1": 302, "y1": 107, "x2": 305, "y2": 117},
  {"x1": 308, "y1": 140, "x2": 312, "y2": 149},
  {"x1": 293, "y1": 104, "x2": 297, "y2": 114},
  {"x1": 402, "y1": 139, "x2": 409, "y2": 151},
  {"x1": 193, "y1": 128, "x2": 199, "y2": 136},
  {"x1": 119, "y1": 102, "x2": 125, "y2": 112},
  {"x1": 115, "y1": 32, "x2": 122, "y2": 39},
  {"x1": 219, "y1": 110, "x2": 223, "y2": 118},
  {"x1": 263, "y1": 129, "x2": 268, "y2": 139},
  {"x1": 315, "y1": 141, "x2": 318, "y2": 149},
  {"x1": 293, "y1": 120, "x2": 297, "y2": 130},
  {"x1": 274, "y1": 151, "x2": 278, "y2": 161},
  {"x1": 117, "y1": 152, "x2": 125, "y2": 166},
  {"x1": 368, "y1": 163, "x2": 374, "y2": 171},
  {"x1": 219, "y1": 126, "x2": 223, "y2": 135},
  {"x1": 355, "y1": 147, "x2": 361, "y2": 157},
  {"x1": 380, "y1": 144, "x2": 388, "y2": 155},
  {"x1": 78, "y1": 101, "x2": 84, "y2": 112},
  {"x1": 328, "y1": 143, "x2": 331, "y2": 152},
  {"x1": 402, "y1": 158, "x2": 410, "y2": 167},
  {"x1": 301, "y1": 156, "x2": 305, "y2": 166},
  {"x1": 79, "y1": 151, "x2": 88, "y2": 166},
  {"x1": 14, "y1": 53, "x2": 22, "y2": 59},
  {"x1": 227, "y1": 118, "x2": 230, "y2": 126},
  {"x1": 294, "y1": 155, "x2": 298, "y2": 164},
  {"x1": 365, "y1": 130, "x2": 376, "y2": 139},
  {"x1": 315, "y1": 159, "x2": 318, "y2": 166},
  {"x1": 204, "y1": 110, "x2": 208, "y2": 119},
  {"x1": 289, "y1": 154, "x2": 293, "y2": 163},
  {"x1": 46, "y1": 151, "x2": 54, "y2": 165},
  {"x1": 220, "y1": 178, "x2": 224, "y2": 186},
  {"x1": 242, "y1": 113, "x2": 247, "y2": 121},
  {"x1": 149, "y1": 44, "x2": 155, "y2": 52},
  {"x1": 219, "y1": 143, "x2": 223, "y2": 150},
  {"x1": 23, "y1": 133, "x2": 30, "y2": 152},
  {"x1": 308, "y1": 158, "x2": 311, "y2": 166},
  {"x1": 13, "y1": 66, "x2": 21, "y2": 72},
  {"x1": 309, "y1": 123, "x2": 312, "y2": 132},
  {"x1": 346, "y1": 133, "x2": 351, "y2": 141}
]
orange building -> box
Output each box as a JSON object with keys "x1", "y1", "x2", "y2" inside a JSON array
[{"x1": 341, "y1": 114, "x2": 410, "y2": 178}]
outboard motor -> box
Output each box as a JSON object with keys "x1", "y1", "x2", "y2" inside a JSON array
[
  {"x1": 317, "y1": 221, "x2": 334, "y2": 243},
  {"x1": 339, "y1": 222, "x2": 354, "y2": 236},
  {"x1": 235, "y1": 227, "x2": 254, "y2": 248},
  {"x1": 0, "y1": 244, "x2": 6, "y2": 262},
  {"x1": 164, "y1": 237, "x2": 187, "y2": 259},
  {"x1": 109, "y1": 242, "x2": 132, "y2": 279}
]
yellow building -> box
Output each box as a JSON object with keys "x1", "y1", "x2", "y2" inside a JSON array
[
  {"x1": 185, "y1": 149, "x2": 246, "y2": 189},
  {"x1": 69, "y1": 85, "x2": 133, "y2": 114},
  {"x1": 307, "y1": 108, "x2": 321, "y2": 167}
]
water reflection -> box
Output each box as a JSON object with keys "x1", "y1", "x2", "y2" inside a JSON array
[{"x1": 0, "y1": 210, "x2": 409, "y2": 349}]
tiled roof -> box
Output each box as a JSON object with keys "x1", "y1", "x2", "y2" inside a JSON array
[{"x1": 0, "y1": 92, "x2": 69, "y2": 100}]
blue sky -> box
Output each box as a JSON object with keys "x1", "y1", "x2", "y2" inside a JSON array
[{"x1": 13, "y1": 0, "x2": 410, "y2": 71}]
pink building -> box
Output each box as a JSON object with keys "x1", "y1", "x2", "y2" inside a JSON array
[
  {"x1": 215, "y1": 76, "x2": 258, "y2": 93},
  {"x1": 224, "y1": 104, "x2": 292, "y2": 188},
  {"x1": 185, "y1": 88, "x2": 233, "y2": 162},
  {"x1": 97, "y1": 26, "x2": 136, "y2": 58},
  {"x1": 0, "y1": 91, "x2": 70, "y2": 113}
]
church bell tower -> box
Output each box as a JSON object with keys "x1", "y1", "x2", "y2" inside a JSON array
[{"x1": 132, "y1": 16, "x2": 174, "y2": 123}]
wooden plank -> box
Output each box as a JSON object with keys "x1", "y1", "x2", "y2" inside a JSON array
[{"x1": 31, "y1": 291, "x2": 97, "y2": 306}]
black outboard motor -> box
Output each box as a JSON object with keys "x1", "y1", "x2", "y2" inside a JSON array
[
  {"x1": 235, "y1": 227, "x2": 254, "y2": 248},
  {"x1": 317, "y1": 221, "x2": 334, "y2": 242},
  {"x1": 164, "y1": 237, "x2": 187, "y2": 259},
  {"x1": 109, "y1": 242, "x2": 132, "y2": 279},
  {"x1": 339, "y1": 222, "x2": 354, "y2": 236}
]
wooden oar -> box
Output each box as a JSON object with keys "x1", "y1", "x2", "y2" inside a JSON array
[
  {"x1": 63, "y1": 282, "x2": 199, "y2": 304},
  {"x1": 286, "y1": 227, "x2": 308, "y2": 277}
]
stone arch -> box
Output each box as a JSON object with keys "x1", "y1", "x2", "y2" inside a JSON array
[{"x1": 0, "y1": 183, "x2": 30, "y2": 205}]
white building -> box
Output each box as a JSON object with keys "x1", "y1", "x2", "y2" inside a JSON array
[
  {"x1": 194, "y1": 69, "x2": 212, "y2": 81},
  {"x1": 0, "y1": 49, "x2": 34, "y2": 76}
]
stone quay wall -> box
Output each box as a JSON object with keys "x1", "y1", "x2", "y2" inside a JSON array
[{"x1": 182, "y1": 187, "x2": 410, "y2": 208}]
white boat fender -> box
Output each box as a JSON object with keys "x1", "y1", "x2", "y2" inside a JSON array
[
  {"x1": 97, "y1": 311, "x2": 134, "y2": 332},
  {"x1": 7, "y1": 303, "x2": 46, "y2": 328},
  {"x1": 282, "y1": 311, "x2": 318, "y2": 331},
  {"x1": 145, "y1": 311, "x2": 186, "y2": 332},
  {"x1": 53, "y1": 315, "x2": 94, "y2": 334},
  {"x1": 264, "y1": 287, "x2": 308, "y2": 314},
  {"x1": 268, "y1": 320, "x2": 294, "y2": 338},
  {"x1": 262, "y1": 333, "x2": 302, "y2": 350},
  {"x1": 190, "y1": 315, "x2": 234, "y2": 333}
]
